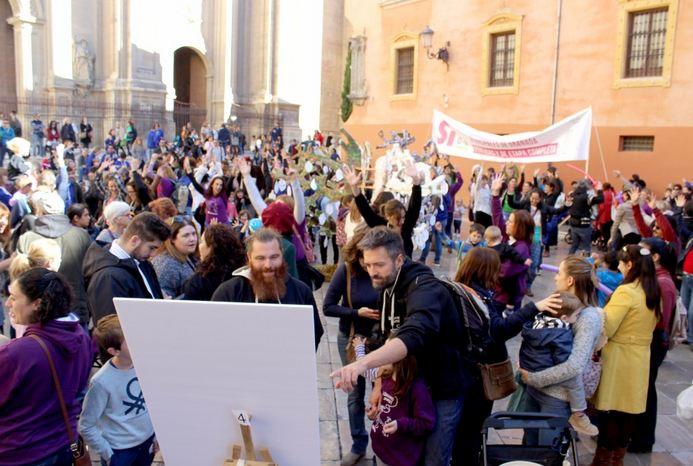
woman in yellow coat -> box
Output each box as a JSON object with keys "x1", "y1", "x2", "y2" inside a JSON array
[{"x1": 591, "y1": 245, "x2": 661, "y2": 466}]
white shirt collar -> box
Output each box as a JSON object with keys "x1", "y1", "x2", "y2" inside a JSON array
[{"x1": 110, "y1": 239, "x2": 132, "y2": 261}]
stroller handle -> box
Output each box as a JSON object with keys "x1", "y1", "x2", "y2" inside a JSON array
[{"x1": 482, "y1": 411, "x2": 571, "y2": 431}]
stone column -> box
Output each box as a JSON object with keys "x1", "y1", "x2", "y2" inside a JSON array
[
  {"x1": 7, "y1": 13, "x2": 40, "y2": 121},
  {"x1": 209, "y1": 0, "x2": 234, "y2": 125}
]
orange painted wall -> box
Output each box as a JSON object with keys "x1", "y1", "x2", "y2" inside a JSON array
[{"x1": 343, "y1": 0, "x2": 693, "y2": 193}]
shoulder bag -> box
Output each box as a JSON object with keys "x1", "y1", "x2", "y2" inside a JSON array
[
  {"x1": 29, "y1": 335, "x2": 91, "y2": 466},
  {"x1": 343, "y1": 264, "x2": 358, "y2": 363},
  {"x1": 456, "y1": 284, "x2": 517, "y2": 401}
]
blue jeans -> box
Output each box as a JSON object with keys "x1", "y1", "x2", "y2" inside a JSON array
[
  {"x1": 682, "y1": 274, "x2": 693, "y2": 343},
  {"x1": 337, "y1": 332, "x2": 369, "y2": 455},
  {"x1": 423, "y1": 397, "x2": 464, "y2": 466},
  {"x1": 420, "y1": 228, "x2": 444, "y2": 264},
  {"x1": 101, "y1": 435, "x2": 155, "y2": 466},
  {"x1": 523, "y1": 386, "x2": 571, "y2": 446},
  {"x1": 527, "y1": 240, "x2": 543, "y2": 288},
  {"x1": 569, "y1": 226, "x2": 592, "y2": 255},
  {"x1": 26, "y1": 445, "x2": 72, "y2": 466}
]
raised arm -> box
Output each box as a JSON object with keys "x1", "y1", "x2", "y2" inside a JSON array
[{"x1": 238, "y1": 158, "x2": 268, "y2": 215}]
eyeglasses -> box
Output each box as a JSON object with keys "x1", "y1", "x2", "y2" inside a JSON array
[{"x1": 173, "y1": 215, "x2": 192, "y2": 224}]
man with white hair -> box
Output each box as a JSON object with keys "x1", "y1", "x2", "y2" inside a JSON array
[
  {"x1": 95, "y1": 201, "x2": 132, "y2": 245},
  {"x1": 17, "y1": 189, "x2": 91, "y2": 324}
]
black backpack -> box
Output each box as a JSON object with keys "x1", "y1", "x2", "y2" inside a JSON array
[{"x1": 408, "y1": 275, "x2": 494, "y2": 364}]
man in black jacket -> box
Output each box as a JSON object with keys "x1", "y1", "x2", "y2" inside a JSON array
[
  {"x1": 330, "y1": 226, "x2": 466, "y2": 466},
  {"x1": 567, "y1": 180, "x2": 603, "y2": 255},
  {"x1": 83, "y1": 212, "x2": 170, "y2": 323},
  {"x1": 211, "y1": 228, "x2": 324, "y2": 350}
]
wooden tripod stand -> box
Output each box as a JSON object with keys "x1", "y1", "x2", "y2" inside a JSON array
[{"x1": 223, "y1": 411, "x2": 276, "y2": 466}]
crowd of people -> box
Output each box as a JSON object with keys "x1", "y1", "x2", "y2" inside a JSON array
[{"x1": 0, "y1": 114, "x2": 691, "y2": 466}]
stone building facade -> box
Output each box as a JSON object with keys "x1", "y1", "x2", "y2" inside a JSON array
[{"x1": 1, "y1": 0, "x2": 345, "y2": 144}]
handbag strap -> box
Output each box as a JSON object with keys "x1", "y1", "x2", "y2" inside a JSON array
[
  {"x1": 346, "y1": 263, "x2": 355, "y2": 339},
  {"x1": 28, "y1": 335, "x2": 78, "y2": 447}
]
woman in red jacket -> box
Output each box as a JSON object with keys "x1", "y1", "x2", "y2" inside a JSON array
[{"x1": 597, "y1": 182, "x2": 615, "y2": 244}]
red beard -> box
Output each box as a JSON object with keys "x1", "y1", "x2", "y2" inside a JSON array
[{"x1": 249, "y1": 262, "x2": 288, "y2": 302}]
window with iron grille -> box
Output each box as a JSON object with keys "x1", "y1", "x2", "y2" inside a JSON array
[
  {"x1": 490, "y1": 31, "x2": 515, "y2": 87},
  {"x1": 395, "y1": 47, "x2": 414, "y2": 94},
  {"x1": 626, "y1": 8, "x2": 668, "y2": 78},
  {"x1": 619, "y1": 135, "x2": 655, "y2": 152}
]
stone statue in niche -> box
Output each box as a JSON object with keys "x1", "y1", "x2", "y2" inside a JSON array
[{"x1": 73, "y1": 38, "x2": 95, "y2": 95}]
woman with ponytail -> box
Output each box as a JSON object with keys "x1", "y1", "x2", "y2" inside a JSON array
[
  {"x1": 590, "y1": 245, "x2": 660, "y2": 466},
  {"x1": 7, "y1": 238, "x2": 62, "y2": 338},
  {"x1": 0, "y1": 268, "x2": 92, "y2": 465}
]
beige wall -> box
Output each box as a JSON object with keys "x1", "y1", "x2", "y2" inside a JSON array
[{"x1": 344, "y1": 0, "x2": 693, "y2": 192}]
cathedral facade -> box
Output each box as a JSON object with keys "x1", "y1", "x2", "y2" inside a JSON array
[{"x1": 1, "y1": 0, "x2": 345, "y2": 142}]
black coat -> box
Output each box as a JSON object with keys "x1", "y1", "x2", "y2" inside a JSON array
[
  {"x1": 60, "y1": 124, "x2": 76, "y2": 142},
  {"x1": 83, "y1": 242, "x2": 164, "y2": 323},
  {"x1": 211, "y1": 267, "x2": 324, "y2": 350},
  {"x1": 182, "y1": 270, "x2": 234, "y2": 302},
  {"x1": 379, "y1": 259, "x2": 469, "y2": 400}
]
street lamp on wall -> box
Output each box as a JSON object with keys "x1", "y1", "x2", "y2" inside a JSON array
[{"x1": 420, "y1": 25, "x2": 450, "y2": 69}]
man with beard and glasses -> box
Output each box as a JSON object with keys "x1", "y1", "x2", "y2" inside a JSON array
[
  {"x1": 211, "y1": 228, "x2": 324, "y2": 350},
  {"x1": 330, "y1": 226, "x2": 467, "y2": 466}
]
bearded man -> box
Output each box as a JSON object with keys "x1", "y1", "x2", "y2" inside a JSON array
[{"x1": 211, "y1": 227, "x2": 324, "y2": 350}]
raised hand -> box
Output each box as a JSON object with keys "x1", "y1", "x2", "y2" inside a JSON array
[
  {"x1": 676, "y1": 193, "x2": 686, "y2": 208},
  {"x1": 491, "y1": 174, "x2": 505, "y2": 196},
  {"x1": 403, "y1": 160, "x2": 423, "y2": 185},
  {"x1": 236, "y1": 157, "x2": 251, "y2": 177},
  {"x1": 342, "y1": 164, "x2": 362, "y2": 195}
]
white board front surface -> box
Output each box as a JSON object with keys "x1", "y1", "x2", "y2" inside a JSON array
[{"x1": 113, "y1": 298, "x2": 320, "y2": 465}]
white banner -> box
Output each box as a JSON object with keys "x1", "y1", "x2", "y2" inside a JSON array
[{"x1": 432, "y1": 108, "x2": 592, "y2": 163}]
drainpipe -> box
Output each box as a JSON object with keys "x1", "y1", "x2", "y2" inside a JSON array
[{"x1": 550, "y1": 0, "x2": 563, "y2": 125}]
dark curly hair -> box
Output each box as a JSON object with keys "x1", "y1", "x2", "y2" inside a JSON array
[
  {"x1": 16, "y1": 268, "x2": 74, "y2": 324},
  {"x1": 197, "y1": 224, "x2": 246, "y2": 278}
]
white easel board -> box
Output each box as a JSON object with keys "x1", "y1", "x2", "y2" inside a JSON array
[{"x1": 113, "y1": 298, "x2": 320, "y2": 465}]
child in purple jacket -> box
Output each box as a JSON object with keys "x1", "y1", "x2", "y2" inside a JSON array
[{"x1": 354, "y1": 336, "x2": 436, "y2": 466}]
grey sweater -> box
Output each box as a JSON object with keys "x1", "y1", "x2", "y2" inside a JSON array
[
  {"x1": 151, "y1": 251, "x2": 196, "y2": 298},
  {"x1": 525, "y1": 306, "x2": 603, "y2": 402},
  {"x1": 78, "y1": 361, "x2": 155, "y2": 460}
]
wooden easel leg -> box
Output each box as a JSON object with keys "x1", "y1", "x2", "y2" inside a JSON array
[{"x1": 258, "y1": 448, "x2": 275, "y2": 463}]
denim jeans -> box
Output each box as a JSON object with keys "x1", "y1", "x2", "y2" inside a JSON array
[
  {"x1": 527, "y1": 240, "x2": 543, "y2": 288},
  {"x1": 423, "y1": 397, "x2": 463, "y2": 466},
  {"x1": 31, "y1": 134, "x2": 45, "y2": 157},
  {"x1": 101, "y1": 435, "x2": 155, "y2": 466},
  {"x1": 569, "y1": 226, "x2": 592, "y2": 255},
  {"x1": 420, "y1": 228, "x2": 443, "y2": 264},
  {"x1": 337, "y1": 332, "x2": 369, "y2": 455},
  {"x1": 682, "y1": 274, "x2": 693, "y2": 343},
  {"x1": 27, "y1": 445, "x2": 72, "y2": 466},
  {"x1": 523, "y1": 386, "x2": 571, "y2": 446}
]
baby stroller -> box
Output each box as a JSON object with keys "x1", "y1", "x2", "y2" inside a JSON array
[{"x1": 482, "y1": 412, "x2": 579, "y2": 466}]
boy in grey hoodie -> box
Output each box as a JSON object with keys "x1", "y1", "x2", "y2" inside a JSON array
[{"x1": 78, "y1": 315, "x2": 157, "y2": 465}]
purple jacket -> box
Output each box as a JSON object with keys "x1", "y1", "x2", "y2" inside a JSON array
[
  {"x1": 371, "y1": 377, "x2": 436, "y2": 466},
  {"x1": 0, "y1": 319, "x2": 92, "y2": 465},
  {"x1": 492, "y1": 195, "x2": 530, "y2": 306}
]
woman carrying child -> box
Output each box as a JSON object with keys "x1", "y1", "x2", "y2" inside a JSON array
[{"x1": 519, "y1": 256, "x2": 604, "y2": 446}]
